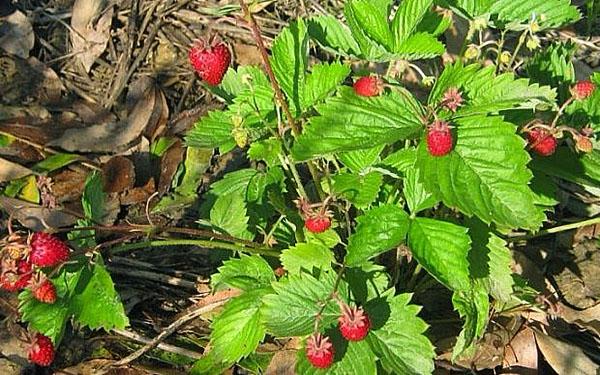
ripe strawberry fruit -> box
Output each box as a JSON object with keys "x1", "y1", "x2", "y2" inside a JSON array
[
  {"x1": 28, "y1": 333, "x2": 55, "y2": 367},
  {"x1": 189, "y1": 39, "x2": 231, "y2": 86},
  {"x1": 353, "y1": 76, "x2": 383, "y2": 97},
  {"x1": 426, "y1": 120, "x2": 453, "y2": 156},
  {"x1": 31, "y1": 279, "x2": 57, "y2": 304},
  {"x1": 0, "y1": 259, "x2": 32, "y2": 292},
  {"x1": 571, "y1": 80, "x2": 596, "y2": 100},
  {"x1": 305, "y1": 333, "x2": 334, "y2": 369},
  {"x1": 527, "y1": 129, "x2": 557, "y2": 156},
  {"x1": 338, "y1": 303, "x2": 370, "y2": 341},
  {"x1": 305, "y1": 215, "x2": 331, "y2": 234},
  {"x1": 29, "y1": 232, "x2": 70, "y2": 268}
]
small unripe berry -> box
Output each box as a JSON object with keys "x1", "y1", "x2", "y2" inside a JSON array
[{"x1": 31, "y1": 279, "x2": 57, "y2": 304}]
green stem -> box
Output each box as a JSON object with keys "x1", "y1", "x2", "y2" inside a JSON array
[
  {"x1": 507, "y1": 216, "x2": 600, "y2": 242},
  {"x1": 508, "y1": 30, "x2": 528, "y2": 70},
  {"x1": 495, "y1": 31, "x2": 506, "y2": 73},
  {"x1": 110, "y1": 239, "x2": 280, "y2": 257}
]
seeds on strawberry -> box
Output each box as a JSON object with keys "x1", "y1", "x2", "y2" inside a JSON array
[
  {"x1": 31, "y1": 279, "x2": 57, "y2": 304},
  {"x1": 338, "y1": 303, "x2": 370, "y2": 341},
  {"x1": 305, "y1": 333, "x2": 334, "y2": 369},
  {"x1": 29, "y1": 232, "x2": 70, "y2": 268},
  {"x1": 574, "y1": 133, "x2": 593, "y2": 153},
  {"x1": 426, "y1": 120, "x2": 453, "y2": 157},
  {"x1": 527, "y1": 129, "x2": 557, "y2": 156},
  {"x1": 353, "y1": 76, "x2": 383, "y2": 97},
  {"x1": 0, "y1": 259, "x2": 32, "y2": 292},
  {"x1": 305, "y1": 216, "x2": 331, "y2": 234},
  {"x1": 571, "y1": 80, "x2": 596, "y2": 100},
  {"x1": 189, "y1": 39, "x2": 231, "y2": 86},
  {"x1": 28, "y1": 333, "x2": 55, "y2": 367}
]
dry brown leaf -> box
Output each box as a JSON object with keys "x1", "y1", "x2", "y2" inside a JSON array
[
  {"x1": 265, "y1": 350, "x2": 297, "y2": 375},
  {"x1": 158, "y1": 140, "x2": 184, "y2": 195},
  {"x1": 534, "y1": 330, "x2": 599, "y2": 374},
  {"x1": 0, "y1": 196, "x2": 79, "y2": 231},
  {"x1": 102, "y1": 156, "x2": 135, "y2": 193},
  {"x1": 501, "y1": 327, "x2": 538, "y2": 374},
  {"x1": 557, "y1": 302, "x2": 600, "y2": 337},
  {"x1": 70, "y1": 0, "x2": 113, "y2": 72},
  {"x1": 0, "y1": 10, "x2": 34, "y2": 58},
  {"x1": 0, "y1": 157, "x2": 32, "y2": 182},
  {"x1": 48, "y1": 83, "x2": 158, "y2": 152}
]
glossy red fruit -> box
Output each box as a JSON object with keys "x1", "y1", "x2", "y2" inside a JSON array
[
  {"x1": 28, "y1": 333, "x2": 55, "y2": 367},
  {"x1": 305, "y1": 216, "x2": 331, "y2": 234},
  {"x1": 338, "y1": 303, "x2": 370, "y2": 341},
  {"x1": 571, "y1": 80, "x2": 596, "y2": 100},
  {"x1": 0, "y1": 260, "x2": 32, "y2": 292},
  {"x1": 189, "y1": 40, "x2": 231, "y2": 86},
  {"x1": 306, "y1": 333, "x2": 334, "y2": 369},
  {"x1": 29, "y1": 232, "x2": 69, "y2": 268},
  {"x1": 426, "y1": 120, "x2": 453, "y2": 156},
  {"x1": 31, "y1": 279, "x2": 57, "y2": 304},
  {"x1": 353, "y1": 76, "x2": 383, "y2": 97},
  {"x1": 527, "y1": 129, "x2": 557, "y2": 156}
]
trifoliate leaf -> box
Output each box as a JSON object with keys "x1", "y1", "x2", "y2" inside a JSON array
[
  {"x1": 307, "y1": 15, "x2": 361, "y2": 57},
  {"x1": 347, "y1": 0, "x2": 394, "y2": 50},
  {"x1": 292, "y1": 87, "x2": 423, "y2": 160},
  {"x1": 211, "y1": 254, "x2": 275, "y2": 291},
  {"x1": 344, "y1": 0, "x2": 389, "y2": 60},
  {"x1": 210, "y1": 191, "x2": 253, "y2": 240},
  {"x1": 416, "y1": 115, "x2": 546, "y2": 230},
  {"x1": 366, "y1": 294, "x2": 435, "y2": 374},
  {"x1": 408, "y1": 217, "x2": 471, "y2": 291},
  {"x1": 346, "y1": 205, "x2": 410, "y2": 266},
  {"x1": 392, "y1": 0, "x2": 434, "y2": 47}
]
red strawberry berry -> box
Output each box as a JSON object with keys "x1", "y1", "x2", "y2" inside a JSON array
[
  {"x1": 353, "y1": 76, "x2": 383, "y2": 97},
  {"x1": 28, "y1": 333, "x2": 55, "y2": 367},
  {"x1": 527, "y1": 129, "x2": 557, "y2": 156},
  {"x1": 29, "y1": 232, "x2": 70, "y2": 268},
  {"x1": 0, "y1": 259, "x2": 32, "y2": 292},
  {"x1": 571, "y1": 80, "x2": 596, "y2": 100},
  {"x1": 305, "y1": 216, "x2": 331, "y2": 234},
  {"x1": 31, "y1": 279, "x2": 57, "y2": 304},
  {"x1": 189, "y1": 40, "x2": 231, "y2": 86},
  {"x1": 338, "y1": 303, "x2": 370, "y2": 341},
  {"x1": 426, "y1": 120, "x2": 453, "y2": 156},
  {"x1": 305, "y1": 333, "x2": 334, "y2": 369}
]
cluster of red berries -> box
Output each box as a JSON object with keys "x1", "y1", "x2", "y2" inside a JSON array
[
  {"x1": 306, "y1": 303, "x2": 371, "y2": 369},
  {"x1": 1, "y1": 232, "x2": 70, "y2": 367}
]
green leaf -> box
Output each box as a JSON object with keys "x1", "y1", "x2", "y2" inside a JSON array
[
  {"x1": 69, "y1": 255, "x2": 129, "y2": 331},
  {"x1": 305, "y1": 228, "x2": 342, "y2": 248},
  {"x1": 292, "y1": 87, "x2": 423, "y2": 160},
  {"x1": 344, "y1": 1, "x2": 389, "y2": 60},
  {"x1": 331, "y1": 171, "x2": 382, "y2": 208},
  {"x1": 489, "y1": 0, "x2": 581, "y2": 31},
  {"x1": 31, "y1": 153, "x2": 80, "y2": 174},
  {"x1": 210, "y1": 289, "x2": 269, "y2": 364},
  {"x1": 366, "y1": 294, "x2": 435, "y2": 374},
  {"x1": 186, "y1": 110, "x2": 234, "y2": 150},
  {"x1": 394, "y1": 32, "x2": 445, "y2": 59},
  {"x1": 527, "y1": 42, "x2": 576, "y2": 98},
  {"x1": 307, "y1": 15, "x2": 361, "y2": 57},
  {"x1": 82, "y1": 172, "x2": 105, "y2": 223},
  {"x1": 452, "y1": 285, "x2": 489, "y2": 360},
  {"x1": 404, "y1": 168, "x2": 437, "y2": 215},
  {"x1": 262, "y1": 270, "x2": 346, "y2": 337},
  {"x1": 416, "y1": 10, "x2": 453, "y2": 36},
  {"x1": 446, "y1": 0, "x2": 495, "y2": 18},
  {"x1": 210, "y1": 192, "x2": 253, "y2": 240},
  {"x1": 271, "y1": 19, "x2": 309, "y2": 117},
  {"x1": 338, "y1": 146, "x2": 385, "y2": 173},
  {"x1": 214, "y1": 66, "x2": 270, "y2": 102},
  {"x1": 416, "y1": 115, "x2": 545, "y2": 230},
  {"x1": 467, "y1": 220, "x2": 514, "y2": 302},
  {"x1": 529, "y1": 172, "x2": 559, "y2": 208},
  {"x1": 296, "y1": 337, "x2": 377, "y2": 375},
  {"x1": 346, "y1": 205, "x2": 410, "y2": 266},
  {"x1": 247, "y1": 138, "x2": 283, "y2": 166},
  {"x1": 408, "y1": 217, "x2": 471, "y2": 291},
  {"x1": 211, "y1": 254, "x2": 275, "y2": 291},
  {"x1": 381, "y1": 148, "x2": 417, "y2": 175},
  {"x1": 392, "y1": 0, "x2": 433, "y2": 47},
  {"x1": 302, "y1": 62, "x2": 351, "y2": 110},
  {"x1": 348, "y1": 0, "x2": 394, "y2": 50},
  {"x1": 280, "y1": 243, "x2": 335, "y2": 275},
  {"x1": 345, "y1": 262, "x2": 391, "y2": 304},
  {"x1": 531, "y1": 148, "x2": 600, "y2": 187}
]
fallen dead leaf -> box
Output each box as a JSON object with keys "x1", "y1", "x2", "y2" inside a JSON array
[
  {"x1": 0, "y1": 157, "x2": 32, "y2": 182},
  {"x1": 102, "y1": 156, "x2": 135, "y2": 193},
  {"x1": 0, "y1": 10, "x2": 34, "y2": 58},
  {"x1": 0, "y1": 196, "x2": 79, "y2": 231},
  {"x1": 534, "y1": 330, "x2": 599, "y2": 374},
  {"x1": 265, "y1": 350, "x2": 297, "y2": 375},
  {"x1": 501, "y1": 327, "x2": 538, "y2": 374},
  {"x1": 557, "y1": 302, "x2": 600, "y2": 337},
  {"x1": 70, "y1": 0, "x2": 113, "y2": 72}
]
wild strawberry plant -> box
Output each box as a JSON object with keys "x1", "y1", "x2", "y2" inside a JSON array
[{"x1": 183, "y1": 0, "x2": 600, "y2": 373}]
